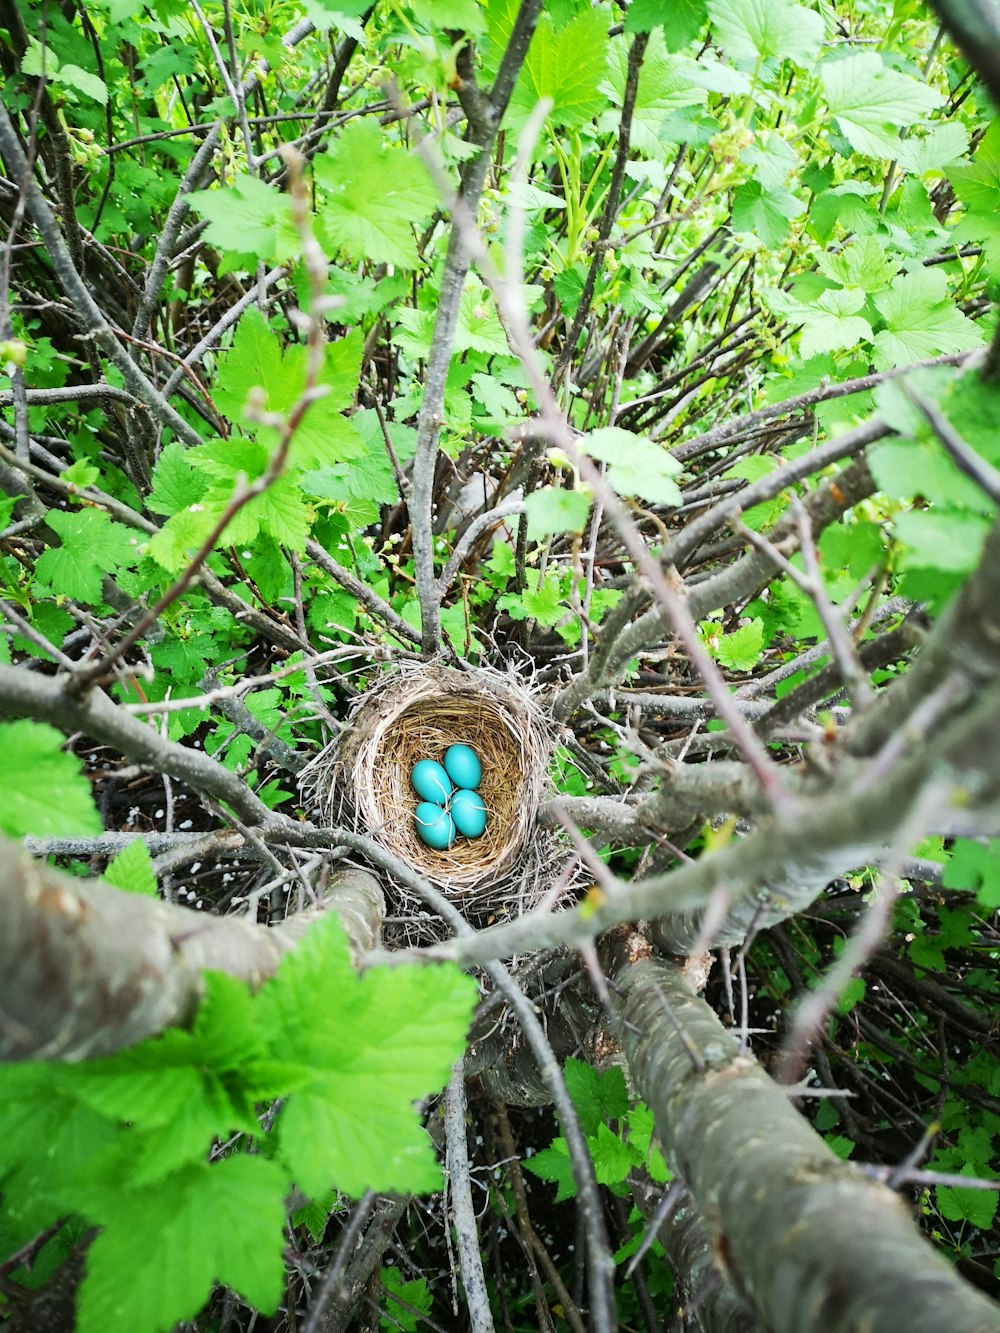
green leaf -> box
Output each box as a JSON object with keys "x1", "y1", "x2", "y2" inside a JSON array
[
  {"x1": 798, "y1": 287, "x2": 873, "y2": 359},
  {"x1": 77, "y1": 1157, "x2": 287, "y2": 1333},
  {"x1": 523, "y1": 1137, "x2": 576, "y2": 1200},
  {"x1": 257, "y1": 914, "x2": 476, "y2": 1198},
  {"x1": 815, "y1": 237, "x2": 897, "y2": 295},
  {"x1": 146, "y1": 506, "x2": 216, "y2": 574},
  {"x1": 412, "y1": 0, "x2": 486, "y2": 33},
  {"x1": 35, "y1": 508, "x2": 140, "y2": 604},
  {"x1": 523, "y1": 486, "x2": 591, "y2": 539},
  {"x1": 707, "y1": 0, "x2": 824, "y2": 69},
  {"x1": 187, "y1": 175, "x2": 300, "y2": 266},
  {"x1": 732, "y1": 180, "x2": 805, "y2": 249},
  {"x1": 580, "y1": 428, "x2": 682, "y2": 506},
  {"x1": 500, "y1": 571, "x2": 566, "y2": 626},
  {"x1": 591, "y1": 1121, "x2": 637, "y2": 1188},
  {"x1": 381, "y1": 1266, "x2": 433, "y2": 1332},
  {"x1": 820, "y1": 53, "x2": 944, "y2": 158},
  {"x1": 936, "y1": 1172, "x2": 999, "y2": 1230},
  {"x1": 315, "y1": 120, "x2": 438, "y2": 267},
  {"x1": 836, "y1": 976, "x2": 866, "y2": 1014},
  {"x1": 246, "y1": 476, "x2": 312, "y2": 550},
  {"x1": 0, "y1": 721, "x2": 101, "y2": 838},
  {"x1": 55, "y1": 63, "x2": 109, "y2": 104},
  {"x1": 147, "y1": 444, "x2": 208, "y2": 517},
  {"x1": 564, "y1": 1059, "x2": 629, "y2": 1137},
  {"x1": 61, "y1": 458, "x2": 101, "y2": 489},
  {"x1": 212, "y1": 308, "x2": 285, "y2": 425},
  {"x1": 712, "y1": 618, "x2": 765, "y2": 671},
  {"x1": 511, "y1": 8, "x2": 609, "y2": 132},
  {"x1": 942, "y1": 838, "x2": 1000, "y2": 910},
  {"x1": 626, "y1": 0, "x2": 707, "y2": 49},
  {"x1": 897, "y1": 121, "x2": 970, "y2": 176},
  {"x1": 872, "y1": 268, "x2": 982, "y2": 370},
  {"x1": 948, "y1": 118, "x2": 1000, "y2": 268},
  {"x1": 824, "y1": 1134, "x2": 856, "y2": 1160},
  {"x1": 894, "y1": 510, "x2": 992, "y2": 575},
  {"x1": 103, "y1": 839, "x2": 158, "y2": 897}
]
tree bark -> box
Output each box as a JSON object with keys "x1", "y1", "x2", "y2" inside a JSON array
[
  {"x1": 0, "y1": 839, "x2": 384, "y2": 1061},
  {"x1": 607, "y1": 930, "x2": 1000, "y2": 1333}
]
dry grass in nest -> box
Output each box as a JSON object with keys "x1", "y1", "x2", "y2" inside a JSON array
[{"x1": 301, "y1": 661, "x2": 553, "y2": 905}]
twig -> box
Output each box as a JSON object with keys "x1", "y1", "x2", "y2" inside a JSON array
[
  {"x1": 301, "y1": 1193, "x2": 376, "y2": 1333},
  {"x1": 444, "y1": 1063, "x2": 495, "y2": 1333},
  {"x1": 71, "y1": 150, "x2": 330, "y2": 691},
  {"x1": 906, "y1": 384, "x2": 1000, "y2": 503},
  {"x1": 735, "y1": 504, "x2": 874, "y2": 712},
  {"x1": 408, "y1": 0, "x2": 545, "y2": 653}
]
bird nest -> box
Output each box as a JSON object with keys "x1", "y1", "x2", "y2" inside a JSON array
[{"x1": 301, "y1": 661, "x2": 554, "y2": 909}]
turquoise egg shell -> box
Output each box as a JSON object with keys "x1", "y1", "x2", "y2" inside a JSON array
[
  {"x1": 450, "y1": 788, "x2": 487, "y2": 839},
  {"x1": 444, "y1": 743, "x2": 482, "y2": 791},
  {"x1": 414, "y1": 801, "x2": 456, "y2": 850},
  {"x1": 412, "y1": 758, "x2": 453, "y2": 805}
]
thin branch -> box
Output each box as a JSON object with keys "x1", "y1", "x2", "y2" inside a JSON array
[
  {"x1": 444, "y1": 1063, "x2": 495, "y2": 1333},
  {"x1": 301, "y1": 1193, "x2": 377, "y2": 1333},
  {"x1": 907, "y1": 383, "x2": 1000, "y2": 503},
  {"x1": 408, "y1": 0, "x2": 545, "y2": 653},
  {"x1": 72, "y1": 151, "x2": 329, "y2": 691}
]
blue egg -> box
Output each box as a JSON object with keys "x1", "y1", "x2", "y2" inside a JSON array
[
  {"x1": 411, "y1": 759, "x2": 453, "y2": 804},
  {"x1": 414, "y1": 801, "x2": 456, "y2": 850},
  {"x1": 444, "y1": 743, "x2": 482, "y2": 791},
  {"x1": 450, "y1": 788, "x2": 487, "y2": 839}
]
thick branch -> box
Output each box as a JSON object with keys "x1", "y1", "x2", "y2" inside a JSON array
[
  {"x1": 0, "y1": 839, "x2": 384, "y2": 1061},
  {"x1": 608, "y1": 934, "x2": 1000, "y2": 1333}
]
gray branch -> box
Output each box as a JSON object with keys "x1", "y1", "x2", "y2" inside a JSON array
[
  {"x1": 0, "y1": 838, "x2": 383, "y2": 1061},
  {"x1": 607, "y1": 936, "x2": 1000, "y2": 1333}
]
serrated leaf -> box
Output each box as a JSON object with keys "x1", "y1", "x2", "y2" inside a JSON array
[
  {"x1": 626, "y1": 0, "x2": 707, "y2": 48},
  {"x1": 897, "y1": 121, "x2": 970, "y2": 176},
  {"x1": 147, "y1": 443, "x2": 209, "y2": 517},
  {"x1": 708, "y1": 0, "x2": 824, "y2": 69},
  {"x1": 523, "y1": 1137, "x2": 576, "y2": 1200},
  {"x1": 57, "y1": 63, "x2": 108, "y2": 104},
  {"x1": 511, "y1": 8, "x2": 609, "y2": 131},
  {"x1": 815, "y1": 237, "x2": 897, "y2": 294},
  {"x1": 820, "y1": 53, "x2": 944, "y2": 158},
  {"x1": 580, "y1": 428, "x2": 682, "y2": 507},
  {"x1": 0, "y1": 721, "x2": 101, "y2": 838},
  {"x1": 103, "y1": 839, "x2": 158, "y2": 897},
  {"x1": 412, "y1": 0, "x2": 486, "y2": 33},
  {"x1": 523, "y1": 486, "x2": 591, "y2": 539},
  {"x1": 564, "y1": 1058, "x2": 629, "y2": 1137},
  {"x1": 872, "y1": 269, "x2": 982, "y2": 370},
  {"x1": 798, "y1": 287, "x2": 873, "y2": 358},
  {"x1": 247, "y1": 476, "x2": 311, "y2": 550},
  {"x1": 936, "y1": 1174, "x2": 999, "y2": 1230},
  {"x1": 61, "y1": 458, "x2": 100, "y2": 489},
  {"x1": 76, "y1": 1157, "x2": 287, "y2": 1333},
  {"x1": 381, "y1": 1266, "x2": 433, "y2": 1332},
  {"x1": 146, "y1": 505, "x2": 217, "y2": 574},
  {"x1": 187, "y1": 175, "x2": 300, "y2": 265},
  {"x1": 35, "y1": 508, "x2": 140, "y2": 604},
  {"x1": 315, "y1": 120, "x2": 438, "y2": 267},
  {"x1": 212, "y1": 309, "x2": 286, "y2": 427},
  {"x1": 713, "y1": 618, "x2": 764, "y2": 671},
  {"x1": 732, "y1": 179, "x2": 805, "y2": 248},
  {"x1": 591, "y1": 1121, "x2": 637, "y2": 1187},
  {"x1": 257, "y1": 914, "x2": 476, "y2": 1198}
]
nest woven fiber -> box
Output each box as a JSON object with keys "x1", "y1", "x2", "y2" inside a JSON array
[{"x1": 305, "y1": 661, "x2": 552, "y2": 898}]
